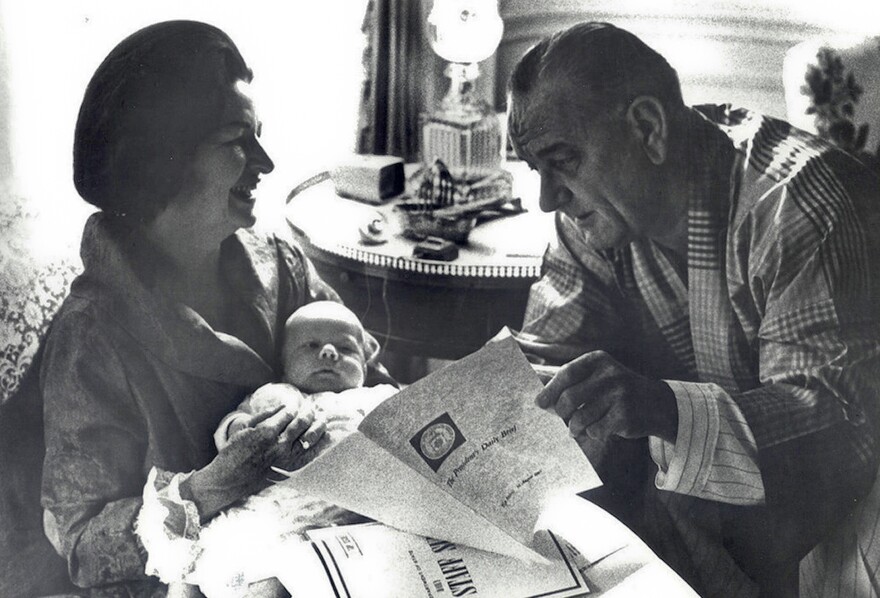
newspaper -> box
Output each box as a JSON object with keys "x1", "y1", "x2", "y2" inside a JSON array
[
  {"x1": 281, "y1": 337, "x2": 602, "y2": 563},
  {"x1": 271, "y1": 497, "x2": 702, "y2": 598},
  {"x1": 277, "y1": 522, "x2": 592, "y2": 598}
]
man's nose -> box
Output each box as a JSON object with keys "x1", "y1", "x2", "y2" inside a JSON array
[
  {"x1": 538, "y1": 175, "x2": 572, "y2": 213},
  {"x1": 319, "y1": 343, "x2": 339, "y2": 361}
]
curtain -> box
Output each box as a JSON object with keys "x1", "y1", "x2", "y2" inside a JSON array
[{"x1": 357, "y1": 0, "x2": 434, "y2": 161}]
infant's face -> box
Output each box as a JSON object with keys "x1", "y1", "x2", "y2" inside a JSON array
[{"x1": 283, "y1": 318, "x2": 367, "y2": 393}]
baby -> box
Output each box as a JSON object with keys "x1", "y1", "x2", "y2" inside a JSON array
[
  {"x1": 192, "y1": 302, "x2": 397, "y2": 596},
  {"x1": 214, "y1": 300, "x2": 394, "y2": 455}
]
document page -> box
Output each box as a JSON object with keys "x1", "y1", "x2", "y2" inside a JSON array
[
  {"x1": 278, "y1": 522, "x2": 591, "y2": 598},
  {"x1": 360, "y1": 337, "x2": 600, "y2": 546},
  {"x1": 283, "y1": 338, "x2": 601, "y2": 561},
  {"x1": 270, "y1": 496, "x2": 700, "y2": 598}
]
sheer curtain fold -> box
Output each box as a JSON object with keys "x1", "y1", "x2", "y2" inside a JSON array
[
  {"x1": 357, "y1": 0, "x2": 433, "y2": 161},
  {"x1": 0, "y1": 11, "x2": 80, "y2": 596}
]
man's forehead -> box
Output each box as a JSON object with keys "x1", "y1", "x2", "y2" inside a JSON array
[{"x1": 509, "y1": 87, "x2": 568, "y2": 155}]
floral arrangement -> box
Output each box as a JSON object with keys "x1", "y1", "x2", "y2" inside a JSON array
[{"x1": 801, "y1": 46, "x2": 880, "y2": 169}]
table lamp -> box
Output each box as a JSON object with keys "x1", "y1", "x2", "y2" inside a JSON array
[{"x1": 422, "y1": 0, "x2": 505, "y2": 182}]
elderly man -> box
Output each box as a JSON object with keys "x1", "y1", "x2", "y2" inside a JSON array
[{"x1": 508, "y1": 22, "x2": 880, "y2": 598}]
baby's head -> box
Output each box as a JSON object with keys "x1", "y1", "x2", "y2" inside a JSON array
[{"x1": 281, "y1": 301, "x2": 378, "y2": 393}]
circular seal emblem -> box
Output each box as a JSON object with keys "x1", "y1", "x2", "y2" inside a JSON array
[{"x1": 420, "y1": 422, "x2": 457, "y2": 460}]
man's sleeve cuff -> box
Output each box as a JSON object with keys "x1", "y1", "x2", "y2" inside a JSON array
[{"x1": 649, "y1": 380, "x2": 721, "y2": 495}]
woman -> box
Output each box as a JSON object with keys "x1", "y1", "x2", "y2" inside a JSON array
[{"x1": 40, "y1": 20, "x2": 377, "y2": 596}]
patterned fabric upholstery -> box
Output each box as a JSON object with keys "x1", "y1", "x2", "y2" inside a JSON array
[
  {"x1": 784, "y1": 35, "x2": 880, "y2": 169},
  {"x1": 0, "y1": 197, "x2": 80, "y2": 406},
  {"x1": 0, "y1": 190, "x2": 81, "y2": 596},
  {"x1": 784, "y1": 36, "x2": 880, "y2": 597}
]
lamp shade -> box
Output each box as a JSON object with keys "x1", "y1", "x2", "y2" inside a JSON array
[{"x1": 427, "y1": 0, "x2": 503, "y2": 64}]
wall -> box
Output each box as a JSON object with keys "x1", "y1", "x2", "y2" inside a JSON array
[
  {"x1": 0, "y1": 0, "x2": 369, "y2": 261},
  {"x1": 2, "y1": 0, "x2": 878, "y2": 261},
  {"x1": 0, "y1": 13, "x2": 11, "y2": 187},
  {"x1": 492, "y1": 0, "x2": 880, "y2": 118}
]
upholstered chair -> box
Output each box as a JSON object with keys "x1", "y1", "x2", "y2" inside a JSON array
[
  {"x1": 784, "y1": 34, "x2": 880, "y2": 169},
  {"x1": 783, "y1": 33, "x2": 880, "y2": 598},
  {"x1": 0, "y1": 189, "x2": 81, "y2": 597}
]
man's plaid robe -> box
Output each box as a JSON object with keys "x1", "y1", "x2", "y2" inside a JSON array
[{"x1": 515, "y1": 105, "x2": 880, "y2": 597}]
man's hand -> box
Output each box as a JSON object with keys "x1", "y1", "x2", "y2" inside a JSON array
[
  {"x1": 531, "y1": 363, "x2": 560, "y2": 385},
  {"x1": 536, "y1": 351, "x2": 679, "y2": 446}
]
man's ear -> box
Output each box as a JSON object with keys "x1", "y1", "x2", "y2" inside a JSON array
[{"x1": 626, "y1": 96, "x2": 667, "y2": 165}]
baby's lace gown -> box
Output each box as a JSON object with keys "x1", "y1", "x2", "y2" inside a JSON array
[{"x1": 189, "y1": 384, "x2": 396, "y2": 597}]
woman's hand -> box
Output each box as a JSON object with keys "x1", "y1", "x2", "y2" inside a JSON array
[
  {"x1": 181, "y1": 426, "x2": 280, "y2": 522},
  {"x1": 181, "y1": 384, "x2": 327, "y2": 521},
  {"x1": 269, "y1": 399, "x2": 327, "y2": 474},
  {"x1": 229, "y1": 383, "x2": 327, "y2": 453}
]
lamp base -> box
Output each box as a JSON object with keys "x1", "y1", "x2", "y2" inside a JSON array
[
  {"x1": 421, "y1": 62, "x2": 503, "y2": 183},
  {"x1": 421, "y1": 112, "x2": 503, "y2": 182}
]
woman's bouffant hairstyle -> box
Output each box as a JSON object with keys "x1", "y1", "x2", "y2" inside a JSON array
[
  {"x1": 73, "y1": 20, "x2": 252, "y2": 222},
  {"x1": 509, "y1": 22, "x2": 683, "y2": 119}
]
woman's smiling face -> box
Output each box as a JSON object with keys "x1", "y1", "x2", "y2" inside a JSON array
[{"x1": 172, "y1": 80, "x2": 274, "y2": 241}]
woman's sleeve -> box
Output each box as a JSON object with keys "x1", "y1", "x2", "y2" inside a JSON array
[{"x1": 40, "y1": 310, "x2": 156, "y2": 588}]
